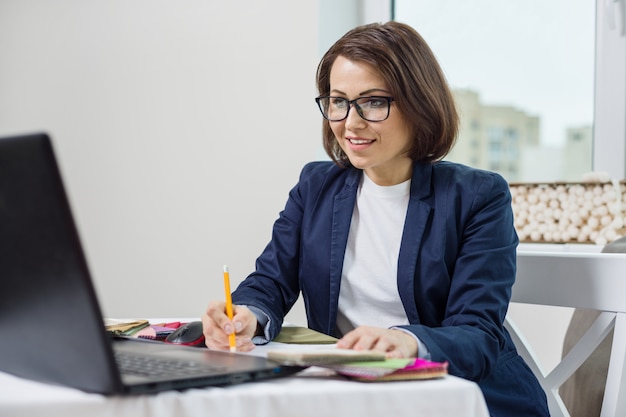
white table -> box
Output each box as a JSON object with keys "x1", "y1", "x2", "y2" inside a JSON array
[{"x1": 0, "y1": 356, "x2": 489, "y2": 417}]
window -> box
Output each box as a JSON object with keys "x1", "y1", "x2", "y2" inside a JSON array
[
  {"x1": 394, "y1": 0, "x2": 596, "y2": 182},
  {"x1": 329, "y1": 0, "x2": 626, "y2": 180}
]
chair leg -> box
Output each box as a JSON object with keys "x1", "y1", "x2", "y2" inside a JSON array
[
  {"x1": 506, "y1": 312, "x2": 617, "y2": 417},
  {"x1": 600, "y1": 312, "x2": 626, "y2": 417}
]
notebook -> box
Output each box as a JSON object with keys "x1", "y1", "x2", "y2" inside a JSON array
[
  {"x1": 266, "y1": 348, "x2": 448, "y2": 381},
  {"x1": 0, "y1": 132, "x2": 300, "y2": 394}
]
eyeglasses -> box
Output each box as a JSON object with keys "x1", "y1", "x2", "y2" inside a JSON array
[{"x1": 315, "y1": 96, "x2": 395, "y2": 122}]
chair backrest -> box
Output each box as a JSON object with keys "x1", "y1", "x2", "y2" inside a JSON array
[{"x1": 505, "y1": 247, "x2": 626, "y2": 417}]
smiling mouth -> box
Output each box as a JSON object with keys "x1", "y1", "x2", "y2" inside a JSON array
[{"x1": 347, "y1": 138, "x2": 375, "y2": 145}]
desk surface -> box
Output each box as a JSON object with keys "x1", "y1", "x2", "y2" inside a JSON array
[
  {"x1": 0, "y1": 368, "x2": 488, "y2": 417},
  {"x1": 0, "y1": 321, "x2": 489, "y2": 417}
]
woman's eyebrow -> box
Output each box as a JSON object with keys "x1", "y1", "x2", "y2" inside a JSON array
[{"x1": 329, "y1": 88, "x2": 391, "y2": 96}]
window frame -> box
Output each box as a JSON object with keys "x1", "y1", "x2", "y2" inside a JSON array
[{"x1": 593, "y1": 0, "x2": 626, "y2": 178}]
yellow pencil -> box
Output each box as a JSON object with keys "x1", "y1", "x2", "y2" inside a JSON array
[{"x1": 223, "y1": 265, "x2": 237, "y2": 352}]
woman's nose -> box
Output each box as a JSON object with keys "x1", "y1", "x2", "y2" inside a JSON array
[{"x1": 344, "y1": 104, "x2": 367, "y2": 130}]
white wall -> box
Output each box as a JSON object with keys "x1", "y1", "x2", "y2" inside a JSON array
[{"x1": 0, "y1": 0, "x2": 320, "y2": 321}]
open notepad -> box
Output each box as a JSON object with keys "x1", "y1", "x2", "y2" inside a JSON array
[{"x1": 267, "y1": 348, "x2": 448, "y2": 382}]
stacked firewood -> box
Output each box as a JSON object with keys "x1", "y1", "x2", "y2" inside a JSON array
[{"x1": 509, "y1": 179, "x2": 626, "y2": 245}]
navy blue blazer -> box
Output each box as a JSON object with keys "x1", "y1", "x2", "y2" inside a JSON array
[{"x1": 233, "y1": 161, "x2": 549, "y2": 417}]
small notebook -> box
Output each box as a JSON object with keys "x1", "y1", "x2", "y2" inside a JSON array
[
  {"x1": 133, "y1": 324, "x2": 180, "y2": 340},
  {"x1": 273, "y1": 326, "x2": 338, "y2": 344}
]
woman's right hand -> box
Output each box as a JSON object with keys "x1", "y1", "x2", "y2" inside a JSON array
[{"x1": 201, "y1": 301, "x2": 258, "y2": 352}]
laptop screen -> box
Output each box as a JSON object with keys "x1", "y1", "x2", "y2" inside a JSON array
[{"x1": 0, "y1": 132, "x2": 123, "y2": 392}]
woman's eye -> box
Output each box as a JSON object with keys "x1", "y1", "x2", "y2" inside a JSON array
[
  {"x1": 367, "y1": 98, "x2": 385, "y2": 108},
  {"x1": 331, "y1": 98, "x2": 348, "y2": 109}
]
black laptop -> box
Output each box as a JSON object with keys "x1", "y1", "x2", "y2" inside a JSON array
[{"x1": 0, "y1": 132, "x2": 299, "y2": 394}]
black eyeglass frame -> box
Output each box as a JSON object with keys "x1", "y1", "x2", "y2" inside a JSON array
[{"x1": 315, "y1": 96, "x2": 395, "y2": 122}]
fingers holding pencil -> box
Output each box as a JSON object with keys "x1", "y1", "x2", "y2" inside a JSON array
[{"x1": 201, "y1": 301, "x2": 258, "y2": 352}]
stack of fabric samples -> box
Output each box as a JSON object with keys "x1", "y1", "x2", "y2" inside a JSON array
[{"x1": 104, "y1": 319, "x2": 183, "y2": 340}]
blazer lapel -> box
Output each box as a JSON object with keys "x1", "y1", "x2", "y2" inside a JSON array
[
  {"x1": 327, "y1": 169, "x2": 360, "y2": 333},
  {"x1": 397, "y1": 163, "x2": 433, "y2": 324}
]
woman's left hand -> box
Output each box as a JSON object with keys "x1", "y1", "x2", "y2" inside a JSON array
[{"x1": 336, "y1": 326, "x2": 419, "y2": 358}]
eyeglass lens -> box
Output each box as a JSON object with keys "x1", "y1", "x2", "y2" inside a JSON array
[{"x1": 317, "y1": 96, "x2": 391, "y2": 122}]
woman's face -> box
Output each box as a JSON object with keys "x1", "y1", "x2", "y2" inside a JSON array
[{"x1": 328, "y1": 56, "x2": 413, "y2": 186}]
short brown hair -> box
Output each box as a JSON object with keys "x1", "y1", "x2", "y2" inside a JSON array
[{"x1": 316, "y1": 21, "x2": 458, "y2": 167}]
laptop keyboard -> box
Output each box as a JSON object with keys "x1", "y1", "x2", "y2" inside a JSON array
[{"x1": 115, "y1": 351, "x2": 225, "y2": 378}]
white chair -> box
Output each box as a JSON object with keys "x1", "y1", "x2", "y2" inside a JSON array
[{"x1": 505, "y1": 249, "x2": 626, "y2": 417}]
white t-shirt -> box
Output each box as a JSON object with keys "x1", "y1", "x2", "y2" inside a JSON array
[{"x1": 336, "y1": 172, "x2": 411, "y2": 336}]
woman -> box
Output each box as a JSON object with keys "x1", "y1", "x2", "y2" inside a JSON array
[{"x1": 202, "y1": 21, "x2": 549, "y2": 416}]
